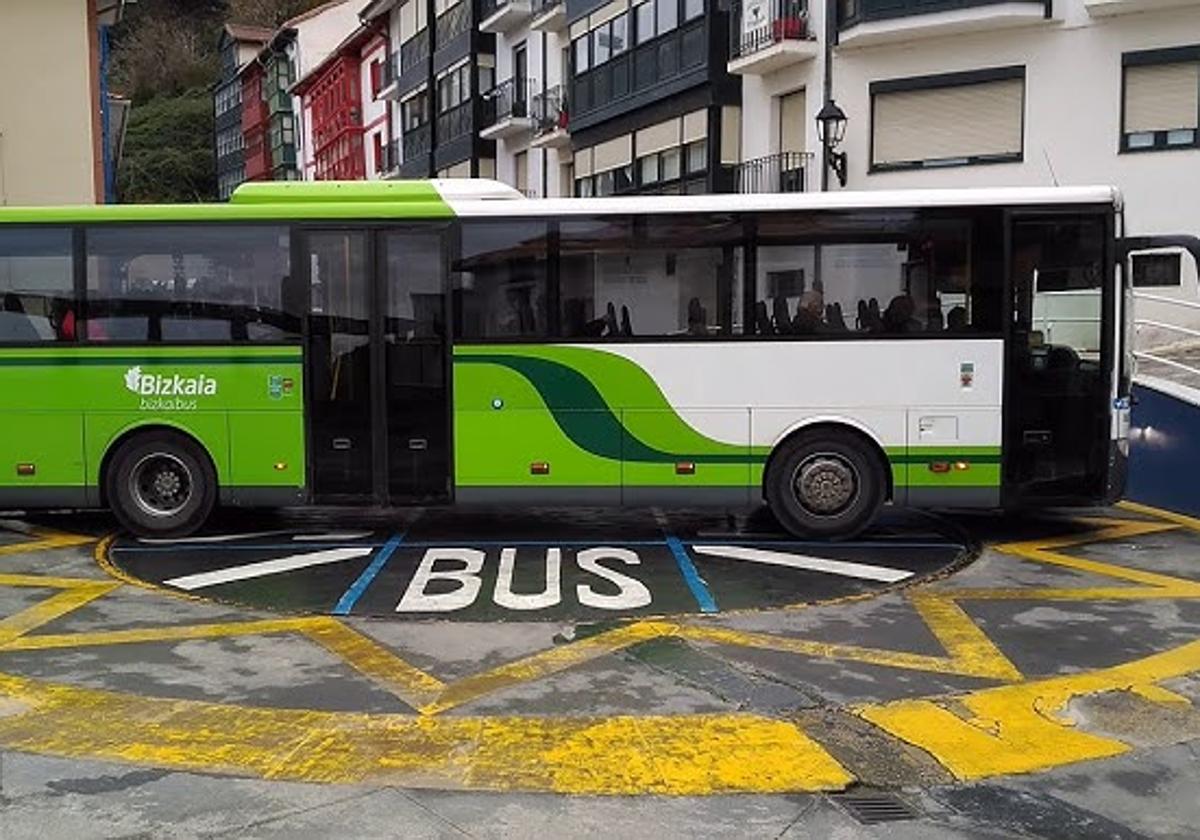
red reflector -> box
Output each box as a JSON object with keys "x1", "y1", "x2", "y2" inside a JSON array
[
  {"x1": 928, "y1": 461, "x2": 951, "y2": 474},
  {"x1": 16, "y1": 463, "x2": 35, "y2": 476},
  {"x1": 675, "y1": 462, "x2": 696, "y2": 475},
  {"x1": 530, "y1": 462, "x2": 550, "y2": 475}
]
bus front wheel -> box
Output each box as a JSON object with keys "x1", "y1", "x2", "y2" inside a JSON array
[
  {"x1": 106, "y1": 431, "x2": 216, "y2": 538},
  {"x1": 765, "y1": 430, "x2": 885, "y2": 539}
]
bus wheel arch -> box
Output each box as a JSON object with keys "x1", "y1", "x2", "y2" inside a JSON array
[
  {"x1": 100, "y1": 425, "x2": 218, "y2": 538},
  {"x1": 762, "y1": 421, "x2": 892, "y2": 539}
]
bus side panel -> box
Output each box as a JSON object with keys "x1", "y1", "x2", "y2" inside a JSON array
[
  {"x1": 0, "y1": 347, "x2": 303, "y2": 508},
  {"x1": 0, "y1": 411, "x2": 87, "y2": 506}
]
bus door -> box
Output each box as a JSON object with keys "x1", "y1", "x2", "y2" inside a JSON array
[
  {"x1": 303, "y1": 228, "x2": 450, "y2": 504},
  {"x1": 1003, "y1": 213, "x2": 1113, "y2": 503},
  {"x1": 379, "y1": 228, "x2": 450, "y2": 502}
]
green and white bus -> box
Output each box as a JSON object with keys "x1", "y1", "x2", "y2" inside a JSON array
[{"x1": 0, "y1": 180, "x2": 1139, "y2": 537}]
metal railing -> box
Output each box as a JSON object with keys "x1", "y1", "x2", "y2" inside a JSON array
[
  {"x1": 435, "y1": 2, "x2": 470, "y2": 46},
  {"x1": 436, "y1": 101, "x2": 473, "y2": 142},
  {"x1": 480, "y1": 0, "x2": 521, "y2": 19},
  {"x1": 838, "y1": 0, "x2": 1032, "y2": 28},
  {"x1": 1133, "y1": 291, "x2": 1200, "y2": 381},
  {"x1": 382, "y1": 139, "x2": 401, "y2": 173},
  {"x1": 730, "y1": 0, "x2": 813, "y2": 60},
  {"x1": 531, "y1": 84, "x2": 568, "y2": 135},
  {"x1": 400, "y1": 30, "x2": 430, "y2": 74},
  {"x1": 731, "y1": 151, "x2": 812, "y2": 193},
  {"x1": 530, "y1": 0, "x2": 563, "y2": 17},
  {"x1": 402, "y1": 122, "x2": 432, "y2": 159},
  {"x1": 481, "y1": 78, "x2": 536, "y2": 127}
]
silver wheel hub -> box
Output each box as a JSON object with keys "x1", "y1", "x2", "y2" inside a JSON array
[
  {"x1": 793, "y1": 454, "x2": 859, "y2": 516},
  {"x1": 129, "y1": 453, "x2": 193, "y2": 518}
]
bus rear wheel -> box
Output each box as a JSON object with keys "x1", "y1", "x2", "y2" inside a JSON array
[
  {"x1": 106, "y1": 431, "x2": 216, "y2": 538},
  {"x1": 765, "y1": 430, "x2": 885, "y2": 539}
]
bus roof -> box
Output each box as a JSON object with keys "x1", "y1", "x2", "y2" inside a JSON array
[{"x1": 0, "y1": 181, "x2": 1121, "y2": 225}]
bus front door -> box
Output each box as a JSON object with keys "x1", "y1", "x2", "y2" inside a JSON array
[{"x1": 304, "y1": 228, "x2": 449, "y2": 504}]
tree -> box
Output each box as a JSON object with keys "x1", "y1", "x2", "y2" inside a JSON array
[
  {"x1": 118, "y1": 90, "x2": 217, "y2": 203},
  {"x1": 225, "y1": 0, "x2": 332, "y2": 27}
]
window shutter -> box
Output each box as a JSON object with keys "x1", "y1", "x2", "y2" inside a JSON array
[
  {"x1": 590, "y1": 0, "x2": 629, "y2": 28},
  {"x1": 636, "y1": 118, "x2": 682, "y2": 155},
  {"x1": 872, "y1": 78, "x2": 1024, "y2": 167},
  {"x1": 1125, "y1": 62, "x2": 1200, "y2": 133},
  {"x1": 779, "y1": 90, "x2": 806, "y2": 153},
  {"x1": 593, "y1": 134, "x2": 633, "y2": 171},
  {"x1": 722, "y1": 105, "x2": 741, "y2": 164},
  {"x1": 683, "y1": 109, "x2": 707, "y2": 143},
  {"x1": 575, "y1": 147, "x2": 595, "y2": 177}
]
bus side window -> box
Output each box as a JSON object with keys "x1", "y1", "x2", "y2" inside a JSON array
[{"x1": 0, "y1": 227, "x2": 74, "y2": 344}]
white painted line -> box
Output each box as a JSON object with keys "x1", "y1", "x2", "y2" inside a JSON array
[
  {"x1": 292, "y1": 532, "x2": 374, "y2": 542},
  {"x1": 690, "y1": 545, "x2": 914, "y2": 583},
  {"x1": 164, "y1": 547, "x2": 373, "y2": 591},
  {"x1": 138, "y1": 530, "x2": 293, "y2": 545}
]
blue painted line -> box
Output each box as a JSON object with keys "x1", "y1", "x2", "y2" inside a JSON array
[
  {"x1": 665, "y1": 536, "x2": 718, "y2": 614},
  {"x1": 332, "y1": 532, "x2": 405, "y2": 616}
]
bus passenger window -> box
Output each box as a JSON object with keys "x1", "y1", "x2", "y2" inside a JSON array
[
  {"x1": 0, "y1": 228, "x2": 74, "y2": 344},
  {"x1": 84, "y1": 225, "x2": 295, "y2": 343},
  {"x1": 753, "y1": 211, "x2": 980, "y2": 337},
  {"x1": 558, "y1": 215, "x2": 744, "y2": 339},
  {"x1": 455, "y1": 221, "x2": 549, "y2": 340}
]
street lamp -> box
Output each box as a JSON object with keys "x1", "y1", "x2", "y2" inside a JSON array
[{"x1": 816, "y1": 99, "x2": 848, "y2": 189}]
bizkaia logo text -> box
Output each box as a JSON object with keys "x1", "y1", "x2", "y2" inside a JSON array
[{"x1": 124, "y1": 366, "x2": 218, "y2": 411}]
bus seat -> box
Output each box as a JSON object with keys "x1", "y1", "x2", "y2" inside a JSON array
[
  {"x1": 755, "y1": 301, "x2": 773, "y2": 335},
  {"x1": 620, "y1": 304, "x2": 633, "y2": 336},
  {"x1": 825, "y1": 302, "x2": 848, "y2": 332},
  {"x1": 772, "y1": 297, "x2": 791, "y2": 334},
  {"x1": 604, "y1": 301, "x2": 618, "y2": 336}
]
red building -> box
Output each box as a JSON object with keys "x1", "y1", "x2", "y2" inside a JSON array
[
  {"x1": 294, "y1": 26, "x2": 380, "y2": 182},
  {"x1": 241, "y1": 61, "x2": 272, "y2": 182}
]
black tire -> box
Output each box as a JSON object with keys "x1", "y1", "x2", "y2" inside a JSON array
[
  {"x1": 764, "y1": 429, "x2": 886, "y2": 540},
  {"x1": 105, "y1": 431, "x2": 216, "y2": 538}
]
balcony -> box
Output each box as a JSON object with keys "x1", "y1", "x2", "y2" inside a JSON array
[
  {"x1": 437, "y1": 101, "x2": 474, "y2": 143},
  {"x1": 479, "y1": 0, "x2": 532, "y2": 33},
  {"x1": 529, "y1": 0, "x2": 566, "y2": 31},
  {"x1": 837, "y1": 0, "x2": 1048, "y2": 49},
  {"x1": 730, "y1": 152, "x2": 812, "y2": 193},
  {"x1": 571, "y1": 17, "x2": 708, "y2": 132},
  {"x1": 381, "y1": 139, "x2": 401, "y2": 176},
  {"x1": 530, "y1": 84, "x2": 569, "y2": 149},
  {"x1": 403, "y1": 122, "x2": 433, "y2": 160},
  {"x1": 728, "y1": 0, "x2": 818, "y2": 76},
  {"x1": 480, "y1": 78, "x2": 536, "y2": 139},
  {"x1": 435, "y1": 2, "x2": 471, "y2": 49},
  {"x1": 1083, "y1": 0, "x2": 1200, "y2": 15},
  {"x1": 377, "y1": 51, "x2": 401, "y2": 99}
]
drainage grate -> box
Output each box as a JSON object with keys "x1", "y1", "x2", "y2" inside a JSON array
[{"x1": 829, "y1": 791, "x2": 920, "y2": 825}]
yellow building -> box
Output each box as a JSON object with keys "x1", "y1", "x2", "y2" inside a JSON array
[{"x1": 0, "y1": 0, "x2": 129, "y2": 205}]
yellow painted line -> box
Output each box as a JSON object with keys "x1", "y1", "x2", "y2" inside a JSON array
[
  {"x1": 0, "y1": 582, "x2": 120, "y2": 647},
  {"x1": 0, "y1": 669, "x2": 852, "y2": 793},
  {"x1": 908, "y1": 591, "x2": 1024, "y2": 682},
  {"x1": 301, "y1": 618, "x2": 446, "y2": 711},
  {"x1": 0, "y1": 617, "x2": 325, "y2": 652},
  {"x1": 677, "y1": 623, "x2": 1005, "y2": 681},
  {"x1": 856, "y1": 637, "x2": 1200, "y2": 780},
  {"x1": 1118, "y1": 500, "x2": 1200, "y2": 533},
  {"x1": 0, "y1": 526, "x2": 94, "y2": 557},
  {"x1": 0, "y1": 571, "x2": 122, "y2": 590},
  {"x1": 420, "y1": 621, "x2": 677, "y2": 715}
]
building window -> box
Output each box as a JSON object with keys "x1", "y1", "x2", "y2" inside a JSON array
[
  {"x1": 216, "y1": 126, "x2": 244, "y2": 158},
  {"x1": 1122, "y1": 47, "x2": 1200, "y2": 153},
  {"x1": 1132, "y1": 253, "x2": 1183, "y2": 288},
  {"x1": 870, "y1": 68, "x2": 1025, "y2": 171},
  {"x1": 574, "y1": 135, "x2": 636, "y2": 196},
  {"x1": 436, "y1": 62, "x2": 472, "y2": 113},
  {"x1": 402, "y1": 88, "x2": 430, "y2": 129}
]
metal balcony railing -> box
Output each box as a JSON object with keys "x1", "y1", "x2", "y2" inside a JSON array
[
  {"x1": 480, "y1": 0, "x2": 512, "y2": 18},
  {"x1": 731, "y1": 151, "x2": 812, "y2": 193},
  {"x1": 730, "y1": 0, "x2": 813, "y2": 60},
  {"x1": 530, "y1": 0, "x2": 563, "y2": 16},
  {"x1": 382, "y1": 139, "x2": 401, "y2": 173},
  {"x1": 435, "y1": 2, "x2": 470, "y2": 47},
  {"x1": 481, "y1": 78, "x2": 536, "y2": 127},
  {"x1": 403, "y1": 122, "x2": 432, "y2": 159},
  {"x1": 838, "y1": 0, "x2": 1034, "y2": 27},
  {"x1": 436, "y1": 101, "x2": 473, "y2": 142},
  {"x1": 400, "y1": 29, "x2": 430, "y2": 74},
  {"x1": 531, "y1": 84, "x2": 568, "y2": 135}
]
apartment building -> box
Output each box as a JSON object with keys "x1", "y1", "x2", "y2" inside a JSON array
[
  {"x1": 215, "y1": 24, "x2": 274, "y2": 199},
  {"x1": 0, "y1": 0, "x2": 131, "y2": 205}
]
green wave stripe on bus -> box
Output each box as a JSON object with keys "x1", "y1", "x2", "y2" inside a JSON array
[{"x1": 455, "y1": 346, "x2": 766, "y2": 463}]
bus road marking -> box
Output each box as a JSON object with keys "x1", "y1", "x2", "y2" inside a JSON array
[
  {"x1": 164, "y1": 547, "x2": 373, "y2": 591},
  {"x1": 293, "y1": 532, "x2": 374, "y2": 542},
  {"x1": 691, "y1": 545, "x2": 914, "y2": 583}
]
